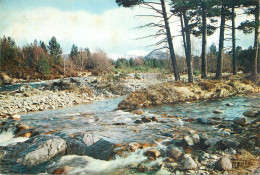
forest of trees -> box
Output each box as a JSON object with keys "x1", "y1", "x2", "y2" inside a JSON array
[
  {"x1": 116, "y1": 0, "x2": 259, "y2": 82},
  {"x1": 0, "y1": 0, "x2": 259, "y2": 83}
]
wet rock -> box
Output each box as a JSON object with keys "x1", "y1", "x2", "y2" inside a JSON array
[
  {"x1": 52, "y1": 166, "x2": 74, "y2": 174},
  {"x1": 141, "y1": 116, "x2": 152, "y2": 123},
  {"x1": 137, "y1": 163, "x2": 147, "y2": 173},
  {"x1": 211, "y1": 116, "x2": 222, "y2": 121},
  {"x1": 132, "y1": 110, "x2": 145, "y2": 115},
  {"x1": 2, "y1": 135, "x2": 66, "y2": 174},
  {"x1": 151, "y1": 116, "x2": 158, "y2": 122},
  {"x1": 166, "y1": 147, "x2": 183, "y2": 159},
  {"x1": 179, "y1": 155, "x2": 198, "y2": 170},
  {"x1": 162, "y1": 133, "x2": 174, "y2": 138},
  {"x1": 144, "y1": 148, "x2": 161, "y2": 159},
  {"x1": 215, "y1": 156, "x2": 232, "y2": 171},
  {"x1": 86, "y1": 139, "x2": 116, "y2": 160},
  {"x1": 197, "y1": 118, "x2": 208, "y2": 124},
  {"x1": 226, "y1": 103, "x2": 234, "y2": 106},
  {"x1": 192, "y1": 134, "x2": 200, "y2": 144},
  {"x1": 128, "y1": 142, "x2": 141, "y2": 151},
  {"x1": 217, "y1": 140, "x2": 239, "y2": 150},
  {"x1": 251, "y1": 118, "x2": 260, "y2": 124},
  {"x1": 134, "y1": 120, "x2": 142, "y2": 124},
  {"x1": 243, "y1": 109, "x2": 259, "y2": 118},
  {"x1": 233, "y1": 117, "x2": 247, "y2": 126},
  {"x1": 113, "y1": 123, "x2": 126, "y2": 125},
  {"x1": 183, "y1": 136, "x2": 194, "y2": 146},
  {"x1": 9, "y1": 114, "x2": 21, "y2": 120},
  {"x1": 213, "y1": 109, "x2": 224, "y2": 114}
]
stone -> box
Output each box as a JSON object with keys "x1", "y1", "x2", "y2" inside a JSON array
[
  {"x1": 179, "y1": 155, "x2": 198, "y2": 170},
  {"x1": 52, "y1": 166, "x2": 74, "y2": 174},
  {"x1": 183, "y1": 136, "x2": 194, "y2": 146},
  {"x1": 215, "y1": 157, "x2": 232, "y2": 171},
  {"x1": 233, "y1": 117, "x2": 247, "y2": 126},
  {"x1": 10, "y1": 114, "x2": 21, "y2": 120},
  {"x1": 151, "y1": 116, "x2": 158, "y2": 122},
  {"x1": 2, "y1": 135, "x2": 66, "y2": 174},
  {"x1": 166, "y1": 147, "x2": 183, "y2": 159},
  {"x1": 243, "y1": 109, "x2": 259, "y2": 118},
  {"x1": 197, "y1": 118, "x2": 208, "y2": 124},
  {"x1": 137, "y1": 163, "x2": 147, "y2": 173},
  {"x1": 226, "y1": 103, "x2": 234, "y2": 106},
  {"x1": 192, "y1": 134, "x2": 200, "y2": 144},
  {"x1": 213, "y1": 109, "x2": 224, "y2": 114},
  {"x1": 141, "y1": 116, "x2": 152, "y2": 123},
  {"x1": 128, "y1": 142, "x2": 141, "y2": 152},
  {"x1": 144, "y1": 148, "x2": 161, "y2": 159}
]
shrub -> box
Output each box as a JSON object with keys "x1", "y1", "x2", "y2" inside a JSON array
[{"x1": 134, "y1": 73, "x2": 141, "y2": 79}]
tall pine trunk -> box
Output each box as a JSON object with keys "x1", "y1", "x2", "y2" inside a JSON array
[
  {"x1": 180, "y1": 12, "x2": 187, "y2": 57},
  {"x1": 232, "y1": 6, "x2": 237, "y2": 75},
  {"x1": 160, "y1": 0, "x2": 180, "y2": 81},
  {"x1": 201, "y1": 3, "x2": 207, "y2": 79},
  {"x1": 253, "y1": 2, "x2": 259, "y2": 76},
  {"x1": 215, "y1": 5, "x2": 226, "y2": 79},
  {"x1": 183, "y1": 11, "x2": 194, "y2": 83}
]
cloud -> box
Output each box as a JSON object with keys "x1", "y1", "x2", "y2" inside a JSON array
[{"x1": 0, "y1": 3, "x2": 255, "y2": 58}]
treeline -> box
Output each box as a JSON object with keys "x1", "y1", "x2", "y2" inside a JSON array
[
  {"x1": 0, "y1": 36, "x2": 66, "y2": 80},
  {"x1": 0, "y1": 35, "x2": 170, "y2": 81},
  {"x1": 116, "y1": 0, "x2": 259, "y2": 82}
]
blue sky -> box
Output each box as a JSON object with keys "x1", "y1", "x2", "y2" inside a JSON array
[
  {"x1": 1, "y1": 0, "x2": 118, "y2": 14},
  {"x1": 0, "y1": 0, "x2": 255, "y2": 59}
]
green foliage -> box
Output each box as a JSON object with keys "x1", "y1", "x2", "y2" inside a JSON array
[
  {"x1": 134, "y1": 73, "x2": 141, "y2": 79},
  {"x1": 48, "y1": 36, "x2": 62, "y2": 65},
  {"x1": 193, "y1": 70, "x2": 201, "y2": 76},
  {"x1": 116, "y1": 0, "x2": 144, "y2": 7}
]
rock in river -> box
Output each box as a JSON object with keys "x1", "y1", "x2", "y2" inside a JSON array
[
  {"x1": 2, "y1": 135, "x2": 66, "y2": 174},
  {"x1": 243, "y1": 109, "x2": 259, "y2": 118},
  {"x1": 179, "y1": 155, "x2": 198, "y2": 170},
  {"x1": 233, "y1": 117, "x2": 247, "y2": 126}
]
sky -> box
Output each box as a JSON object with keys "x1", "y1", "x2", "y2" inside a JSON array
[{"x1": 0, "y1": 0, "x2": 255, "y2": 59}]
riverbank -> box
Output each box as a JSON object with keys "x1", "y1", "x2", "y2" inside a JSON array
[
  {"x1": 0, "y1": 73, "x2": 164, "y2": 116},
  {"x1": 118, "y1": 78, "x2": 260, "y2": 110}
]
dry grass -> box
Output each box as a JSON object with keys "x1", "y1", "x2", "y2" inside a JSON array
[
  {"x1": 198, "y1": 81, "x2": 216, "y2": 91},
  {"x1": 231, "y1": 150, "x2": 259, "y2": 170}
]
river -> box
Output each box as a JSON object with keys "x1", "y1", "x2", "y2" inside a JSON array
[{"x1": 0, "y1": 93, "x2": 259, "y2": 174}]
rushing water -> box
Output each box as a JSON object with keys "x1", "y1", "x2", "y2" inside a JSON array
[{"x1": 0, "y1": 93, "x2": 260, "y2": 174}]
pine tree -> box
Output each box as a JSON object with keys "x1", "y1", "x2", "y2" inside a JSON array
[{"x1": 48, "y1": 36, "x2": 62, "y2": 65}]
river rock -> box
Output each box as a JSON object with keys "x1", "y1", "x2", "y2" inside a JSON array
[
  {"x1": 215, "y1": 156, "x2": 232, "y2": 171},
  {"x1": 179, "y1": 155, "x2": 198, "y2": 170},
  {"x1": 226, "y1": 103, "x2": 234, "y2": 106},
  {"x1": 144, "y1": 148, "x2": 161, "y2": 159},
  {"x1": 197, "y1": 118, "x2": 208, "y2": 124},
  {"x1": 213, "y1": 109, "x2": 224, "y2": 114},
  {"x1": 243, "y1": 109, "x2": 259, "y2": 117},
  {"x1": 86, "y1": 139, "x2": 116, "y2": 160},
  {"x1": 192, "y1": 134, "x2": 200, "y2": 144},
  {"x1": 2, "y1": 135, "x2": 66, "y2": 173},
  {"x1": 233, "y1": 117, "x2": 247, "y2": 126},
  {"x1": 166, "y1": 147, "x2": 183, "y2": 159},
  {"x1": 217, "y1": 139, "x2": 239, "y2": 150},
  {"x1": 183, "y1": 136, "x2": 194, "y2": 146},
  {"x1": 10, "y1": 114, "x2": 21, "y2": 120},
  {"x1": 141, "y1": 116, "x2": 152, "y2": 123}
]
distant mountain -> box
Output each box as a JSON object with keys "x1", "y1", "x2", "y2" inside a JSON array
[{"x1": 145, "y1": 50, "x2": 168, "y2": 60}]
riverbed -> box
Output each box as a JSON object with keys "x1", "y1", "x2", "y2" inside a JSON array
[{"x1": 1, "y1": 93, "x2": 259, "y2": 174}]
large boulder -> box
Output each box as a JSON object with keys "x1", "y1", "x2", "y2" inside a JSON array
[
  {"x1": 233, "y1": 117, "x2": 247, "y2": 126},
  {"x1": 243, "y1": 109, "x2": 259, "y2": 118},
  {"x1": 215, "y1": 156, "x2": 232, "y2": 171},
  {"x1": 2, "y1": 135, "x2": 66, "y2": 174},
  {"x1": 65, "y1": 133, "x2": 116, "y2": 160},
  {"x1": 166, "y1": 147, "x2": 183, "y2": 159},
  {"x1": 178, "y1": 155, "x2": 198, "y2": 170}
]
